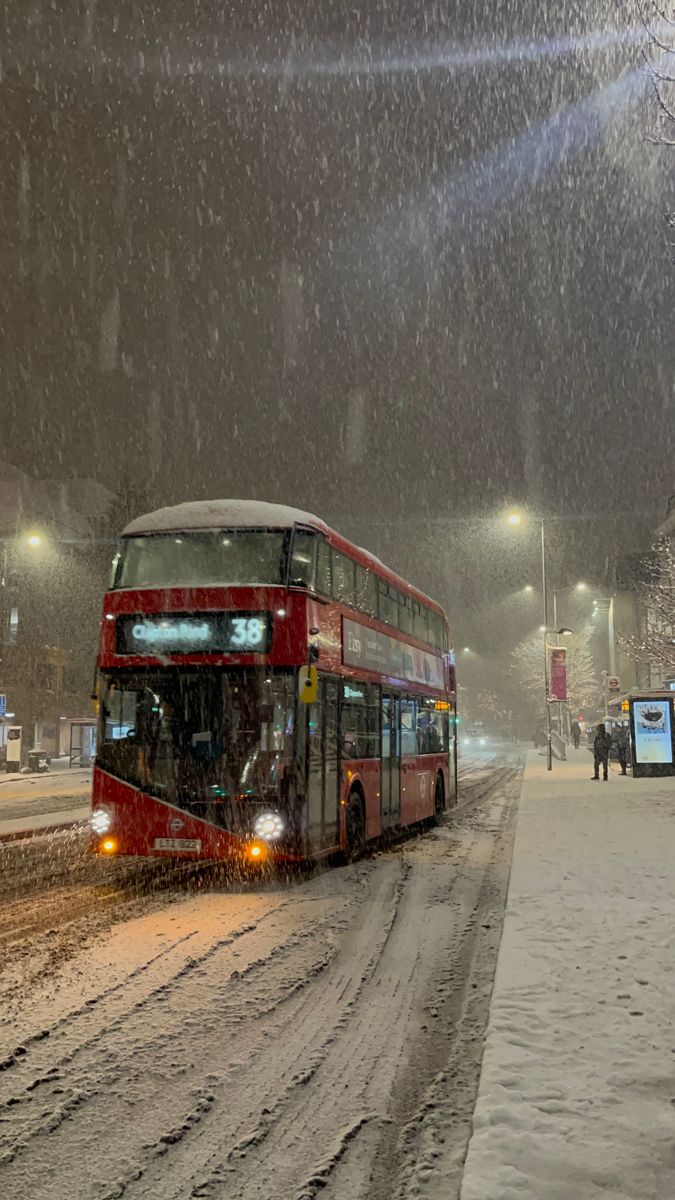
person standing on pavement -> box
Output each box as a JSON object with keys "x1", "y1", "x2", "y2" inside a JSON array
[
  {"x1": 571, "y1": 719, "x2": 581, "y2": 749},
  {"x1": 613, "y1": 724, "x2": 630, "y2": 776},
  {"x1": 591, "y1": 722, "x2": 613, "y2": 781}
]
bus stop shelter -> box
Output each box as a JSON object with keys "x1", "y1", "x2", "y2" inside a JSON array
[
  {"x1": 608, "y1": 690, "x2": 675, "y2": 779},
  {"x1": 68, "y1": 718, "x2": 97, "y2": 768}
]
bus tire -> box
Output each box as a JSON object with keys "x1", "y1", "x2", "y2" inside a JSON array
[
  {"x1": 433, "y1": 772, "x2": 445, "y2": 824},
  {"x1": 345, "y1": 790, "x2": 366, "y2": 861}
]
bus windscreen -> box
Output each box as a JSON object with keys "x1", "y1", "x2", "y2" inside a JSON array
[{"x1": 114, "y1": 530, "x2": 287, "y2": 589}]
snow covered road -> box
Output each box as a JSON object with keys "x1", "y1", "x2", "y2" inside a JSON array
[
  {"x1": 0, "y1": 769, "x2": 92, "y2": 838},
  {"x1": 0, "y1": 754, "x2": 521, "y2": 1200}
]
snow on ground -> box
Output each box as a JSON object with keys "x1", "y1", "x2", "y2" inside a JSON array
[
  {"x1": 0, "y1": 769, "x2": 91, "y2": 836},
  {"x1": 460, "y1": 748, "x2": 675, "y2": 1200},
  {"x1": 0, "y1": 759, "x2": 521, "y2": 1200}
]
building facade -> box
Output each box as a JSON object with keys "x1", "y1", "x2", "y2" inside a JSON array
[{"x1": 0, "y1": 461, "x2": 114, "y2": 762}]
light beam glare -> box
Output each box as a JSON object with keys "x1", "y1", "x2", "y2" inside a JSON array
[{"x1": 334, "y1": 65, "x2": 651, "y2": 308}]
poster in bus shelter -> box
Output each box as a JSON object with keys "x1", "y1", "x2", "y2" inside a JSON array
[
  {"x1": 549, "y1": 648, "x2": 567, "y2": 702},
  {"x1": 633, "y1": 700, "x2": 673, "y2": 765}
]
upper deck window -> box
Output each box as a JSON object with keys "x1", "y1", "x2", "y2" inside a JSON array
[
  {"x1": 289, "y1": 529, "x2": 318, "y2": 591},
  {"x1": 114, "y1": 530, "x2": 287, "y2": 589}
]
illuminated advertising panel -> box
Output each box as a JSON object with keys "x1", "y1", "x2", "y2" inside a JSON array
[{"x1": 633, "y1": 700, "x2": 673, "y2": 765}]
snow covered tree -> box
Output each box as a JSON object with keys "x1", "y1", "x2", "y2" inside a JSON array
[
  {"x1": 510, "y1": 626, "x2": 599, "y2": 714},
  {"x1": 640, "y1": 2, "x2": 675, "y2": 235},
  {"x1": 640, "y1": 2, "x2": 675, "y2": 147},
  {"x1": 622, "y1": 539, "x2": 675, "y2": 678}
]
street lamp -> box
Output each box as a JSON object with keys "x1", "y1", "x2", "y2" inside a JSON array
[
  {"x1": 26, "y1": 534, "x2": 42, "y2": 548},
  {"x1": 506, "y1": 509, "x2": 552, "y2": 769},
  {"x1": 523, "y1": 584, "x2": 534, "y2": 593}
]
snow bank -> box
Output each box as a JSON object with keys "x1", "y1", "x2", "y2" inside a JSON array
[
  {"x1": 122, "y1": 499, "x2": 329, "y2": 535},
  {"x1": 460, "y1": 750, "x2": 675, "y2": 1200}
]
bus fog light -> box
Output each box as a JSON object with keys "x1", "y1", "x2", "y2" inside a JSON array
[
  {"x1": 253, "y1": 812, "x2": 284, "y2": 841},
  {"x1": 91, "y1": 808, "x2": 112, "y2": 835}
]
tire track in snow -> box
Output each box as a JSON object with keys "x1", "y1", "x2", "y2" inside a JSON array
[
  {"x1": 111, "y1": 860, "x2": 408, "y2": 1200},
  {"x1": 0, "y1": 906, "x2": 295, "y2": 1170},
  {"x1": 0, "y1": 756, "x2": 523, "y2": 1200}
]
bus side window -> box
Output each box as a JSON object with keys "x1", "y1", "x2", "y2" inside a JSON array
[
  {"x1": 341, "y1": 682, "x2": 379, "y2": 758},
  {"x1": 316, "y1": 538, "x2": 331, "y2": 597},
  {"x1": 333, "y1": 551, "x2": 356, "y2": 607},
  {"x1": 400, "y1": 698, "x2": 417, "y2": 756},
  {"x1": 429, "y1": 613, "x2": 443, "y2": 651},
  {"x1": 413, "y1": 601, "x2": 427, "y2": 643},
  {"x1": 398, "y1": 592, "x2": 413, "y2": 635},
  {"x1": 290, "y1": 530, "x2": 317, "y2": 590},
  {"x1": 417, "y1": 702, "x2": 443, "y2": 754},
  {"x1": 355, "y1": 565, "x2": 377, "y2": 617},
  {"x1": 378, "y1": 581, "x2": 397, "y2": 627}
]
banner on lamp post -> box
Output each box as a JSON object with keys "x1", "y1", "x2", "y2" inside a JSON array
[{"x1": 549, "y1": 647, "x2": 567, "y2": 701}]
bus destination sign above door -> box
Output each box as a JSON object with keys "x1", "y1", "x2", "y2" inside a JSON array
[{"x1": 116, "y1": 612, "x2": 272, "y2": 655}]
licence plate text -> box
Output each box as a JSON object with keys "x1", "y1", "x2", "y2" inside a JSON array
[{"x1": 154, "y1": 838, "x2": 202, "y2": 852}]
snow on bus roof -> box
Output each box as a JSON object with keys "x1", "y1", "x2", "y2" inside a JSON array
[
  {"x1": 122, "y1": 500, "x2": 329, "y2": 536},
  {"x1": 122, "y1": 499, "x2": 443, "y2": 613}
]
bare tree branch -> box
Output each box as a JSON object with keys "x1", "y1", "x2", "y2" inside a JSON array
[{"x1": 620, "y1": 540, "x2": 675, "y2": 676}]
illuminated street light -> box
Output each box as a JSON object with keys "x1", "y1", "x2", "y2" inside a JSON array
[
  {"x1": 575, "y1": 582, "x2": 588, "y2": 591},
  {"x1": 523, "y1": 584, "x2": 534, "y2": 593},
  {"x1": 506, "y1": 512, "x2": 522, "y2": 526},
  {"x1": 26, "y1": 533, "x2": 42, "y2": 547}
]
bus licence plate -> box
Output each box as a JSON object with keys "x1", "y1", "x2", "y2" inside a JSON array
[{"x1": 154, "y1": 838, "x2": 202, "y2": 852}]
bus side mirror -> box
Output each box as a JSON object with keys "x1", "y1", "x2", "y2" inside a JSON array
[{"x1": 299, "y1": 666, "x2": 318, "y2": 705}]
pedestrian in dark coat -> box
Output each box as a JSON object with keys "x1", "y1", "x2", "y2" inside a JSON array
[
  {"x1": 613, "y1": 725, "x2": 630, "y2": 776},
  {"x1": 592, "y1": 723, "x2": 613, "y2": 781},
  {"x1": 571, "y1": 720, "x2": 581, "y2": 749}
]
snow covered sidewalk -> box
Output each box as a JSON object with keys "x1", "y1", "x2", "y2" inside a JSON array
[{"x1": 460, "y1": 749, "x2": 675, "y2": 1200}]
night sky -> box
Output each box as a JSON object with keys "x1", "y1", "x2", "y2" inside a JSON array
[{"x1": 1, "y1": 0, "x2": 673, "y2": 646}]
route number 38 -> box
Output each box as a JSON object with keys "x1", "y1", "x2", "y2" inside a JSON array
[{"x1": 230, "y1": 617, "x2": 265, "y2": 647}]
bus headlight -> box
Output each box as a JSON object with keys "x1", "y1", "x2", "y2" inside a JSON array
[
  {"x1": 253, "y1": 812, "x2": 284, "y2": 841},
  {"x1": 91, "y1": 808, "x2": 112, "y2": 835}
]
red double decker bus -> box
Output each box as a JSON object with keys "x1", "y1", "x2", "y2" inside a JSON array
[{"x1": 91, "y1": 501, "x2": 457, "y2": 863}]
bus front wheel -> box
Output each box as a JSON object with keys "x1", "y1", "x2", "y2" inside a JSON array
[{"x1": 345, "y1": 791, "x2": 366, "y2": 860}]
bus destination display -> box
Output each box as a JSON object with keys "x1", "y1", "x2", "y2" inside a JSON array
[{"x1": 116, "y1": 612, "x2": 272, "y2": 655}]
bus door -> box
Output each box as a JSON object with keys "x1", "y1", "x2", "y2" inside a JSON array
[
  {"x1": 381, "y1": 693, "x2": 400, "y2": 830},
  {"x1": 306, "y1": 677, "x2": 341, "y2": 853}
]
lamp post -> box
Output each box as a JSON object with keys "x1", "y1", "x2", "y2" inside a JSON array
[
  {"x1": 508, "y1": 511, "x2": 552, "y2": 769},
  {"x1": 539, "y1": 519, "x2": 552, "y2": 771}
]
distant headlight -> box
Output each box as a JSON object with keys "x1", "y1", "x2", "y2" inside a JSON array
[
  {"x1": 253, "y1": 812, "x2": 284, "y2": 841},
  {"x1": 91, "y1": 808, "x2": 112, "y2": 835}
]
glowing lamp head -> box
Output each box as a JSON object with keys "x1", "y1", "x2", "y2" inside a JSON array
[
  {"x1": 506, "y1": 512, "x2": 522, "y2": 526},
  {"x1": 26, "y1": 533, "x2": 42, "y2": 547}
]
